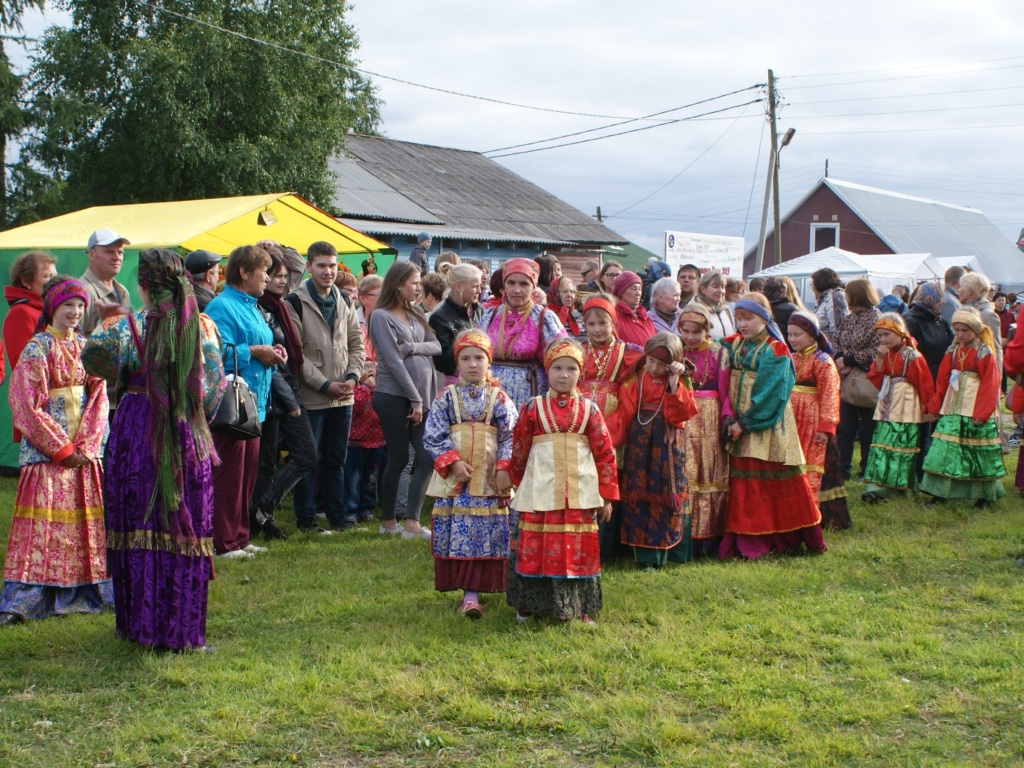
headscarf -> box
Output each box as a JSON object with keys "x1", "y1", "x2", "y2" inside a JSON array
[
  {"x1": 951, "y1": 308, "x2": 996, "y2": 352},
  {"x1": 735, "y1": 297, "x2": 786, "y2": 346},
  {"x1": 912, "y1": 281, "x2": 943, "y2": 315},
  {"x1": 138, "y1": 248, "x2": 215, "y2": 528},
  {"x1": 789, "y1": 310, "x2": 835, "y2": 356},
  {"x1": 37, "y1": 278, "x2": 89, "y2": 333},
  {"x1": 612, "y1": 271, "x2": 642, "y2": 298},
  {"x1": 453, "y1": 328, "x2": 492, "y2": 363},
  {"x1": 874, "y1": 316, "x2": 914, "y2": 346},
  {"x1": 257, "y1": 290, "x2": 303, "y2": 375},
  {"x1": 502, "y1": 258, "x2": 539, "y2": 286},
  {"x1": 543, "y1": 338, "x2": 584, "y2": 371}
]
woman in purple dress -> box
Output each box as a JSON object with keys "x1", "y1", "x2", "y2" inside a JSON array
[{"x1": 83, "y1": 249, "x2": 225, "y2": 652}]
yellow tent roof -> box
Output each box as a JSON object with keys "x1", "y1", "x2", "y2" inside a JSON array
[{"x1": 0, "y1": 194, "x2": 394, "y2": 256}]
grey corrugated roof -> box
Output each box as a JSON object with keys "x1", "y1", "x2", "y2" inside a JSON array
[
  {"x1": 824, "y1": 179, "x2": 1023, "y2": 287},
  {"x1": 327, "y1": 155, "x2": 443, "y2": 225},
  {"x1": 329, "y1": 135, "x2": 628, "y2": 246},
  {"x1": 339, "y1": 218, "x2": 570, "y2": 246}
]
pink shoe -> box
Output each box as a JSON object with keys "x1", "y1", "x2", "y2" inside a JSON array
[{"x1": 459, "y1": 600, "x2": 483, "y2": 619}]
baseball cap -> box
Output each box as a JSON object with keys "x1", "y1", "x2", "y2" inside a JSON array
[
  {"x1": 87, "y1": 228, "x2": 130, "y2": 249},
  {"x1": 184, "y1": 250, "x2": 222, "y2": 275}
]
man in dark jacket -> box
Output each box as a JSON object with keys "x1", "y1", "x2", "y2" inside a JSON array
[{"x1": 409, "y1": 232, "x2": 431, "y2": 277}]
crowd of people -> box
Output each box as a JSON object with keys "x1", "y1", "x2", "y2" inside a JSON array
[{"x1": 0, "y1": 237, "x2": 1020, "y2": 642}]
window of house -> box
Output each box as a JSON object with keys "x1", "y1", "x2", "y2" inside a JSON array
[{"x1": 811, "y1": 224, "x2": 839, "y2": 252}]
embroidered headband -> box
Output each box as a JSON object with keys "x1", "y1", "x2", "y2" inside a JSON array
[
  {"x1": 543, "y1": 338, "x2": 584, "y2": 370},
  {"x1": 41, "y1": 279, "x2": 89, "y2": 329},
  {"x1": 874, "y1": 316, "x2": 912, "y2": 343},
  {"x1": 677, "y1": 304, "x2": 711, "y2": 331},
  {"x1": 453, "y1": 328, "x2": 493, "y2": 363},
  {"x1": 502, "y1": 258, "x2": 539, "y2": 285}
]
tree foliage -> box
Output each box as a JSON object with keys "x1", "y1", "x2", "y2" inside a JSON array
[{"x1": 12, "y1": 0, "x2": 380, "y2": 223}]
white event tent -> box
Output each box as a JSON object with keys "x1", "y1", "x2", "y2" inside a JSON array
[{"x1": 749, "y1": 247, "x2": 946, "y2": 306}]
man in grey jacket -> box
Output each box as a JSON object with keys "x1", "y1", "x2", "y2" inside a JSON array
[
  {"x1": 940, "y1": 265, "x2": 964, "y2": 325},
  {"x1": 286, "y1": 241, "x2": 365, "y2": 533}
]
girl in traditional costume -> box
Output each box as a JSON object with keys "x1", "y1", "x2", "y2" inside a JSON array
[
  {"x1": 920, "y1": 308, "x2": 1006, "y2": 506},
  {"x1": 0, "y1": 278, "x2": 111, "y2": 626},
  {"x1": 424, "y1": 329, "x2": 517, "y2": 620},
  {"x1": 477, "y1": 258, "x2": 567, "y2": 411},
  {"x1": 785, "y1": 311, "x2": 852, "y2": 529},
  {"x1": 677, "y1": 303, "x2": 732, "y2": 555},
  {"x1": 608, "y1": 332, "x2": 698, "y2": 568},
  {"x1": 719, "y1": 294, "x2": 826, "y2": 560},
  {"x1": 508, "y1": 339, "x2": 619, "y2": 623},
  {"x1": 83, "y1": 249, "x2": 225, "y2": 651},
  {"x1": 860, "y1": 313, "x2": 935, "y2": 504},
  {"x1": 578, "y1": 294, "x2": 643, "y2": 562}
]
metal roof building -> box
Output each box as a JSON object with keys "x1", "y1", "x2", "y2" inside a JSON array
[
  {"x1": 746, "y1": 178, "x2": 1024, "y2": 290},
  {"x1": 327, "y1": 135, "x2": 627, "y2": 267}
]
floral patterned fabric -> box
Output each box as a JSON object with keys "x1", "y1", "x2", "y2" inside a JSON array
[
  {"x1": 478, "y1": 303, "x2": 567, "y2": 410},
  {"x1": 1, "y1": 328, "x2": 112, "y2": 620}
]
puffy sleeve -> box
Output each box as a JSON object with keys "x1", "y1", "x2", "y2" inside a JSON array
[
  {"x1": 537, "y1": 308, "x2": 569, "y2": 360},
  {"x1": 867, "y1": 353, "x2": 886, "y2": 389},
  {"x1": 9, "y1": 338, "x2": 74, "y2": 462},
  {"x1": 716, "y1": 345, "x2": 734, "y2": 419},
  {"x1": 424, "y1": 386, "x2": 459, "y2": 473},
  {"x1": 509, "y1": 399, "x2": 539, "y2": 488},
  {"x1": 492, "y1": 388, "x2": 518, "y2": 471},
  {"x1": 905, "y1": 352, "x2": 935, "y2": 416},
  {"x1": 584, "y1": 402, "x2": 620, "y2": 501},
  {"x1": 1004, "y1": 304, "x2": 1024, "y2": 377},
  {"x1": 663, "y1": 378, "x2": 698, "y2": 427},
  {"x1": 739, "y1": 340, "x2": 795, "y2": 433},
  {"x1": 75, "y1": 366, "x2": 110, "y2": 459},
  {"x1": 605, "y1": 376, "x2": 639, "y2": 448},
  {"x1": 82, "y1": 315, "x2": 130, "y2": 386},
  {"x1": 927, "y1": 347, "x2": 955, "y2": 414},
  {"x1": 199, "y1": 315, "x2": 226, "y2": 419},
  {"x1": 973, "y1": 347, "x2": 1000, "y2": 419},
  {"x1": 814, "y1": 353, "x2": 841, "y2": 433}
]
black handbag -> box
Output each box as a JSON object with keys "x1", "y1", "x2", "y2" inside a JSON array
[{"x1": 210, "y1": 344, "x2": 262, "y2": 440}]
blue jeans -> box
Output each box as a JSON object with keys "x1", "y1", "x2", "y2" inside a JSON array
[
  {"x1": 293, "y1": 405, "x2": 352, "y2": 527},
  {"x1": 343, "y1": 446, "x2": 385, "y2": 520}
]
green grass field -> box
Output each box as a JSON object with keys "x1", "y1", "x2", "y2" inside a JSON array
[{"x1": 2, "y1": 457, "x2": 1024, "y2": 767}]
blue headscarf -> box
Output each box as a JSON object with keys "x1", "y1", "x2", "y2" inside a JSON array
[
  {"x1": 735, "y1": 297, "x2": 787, "y2": 346},
  {"x1": 912, "y1": 282, "x2": 943, "y2": 315}
]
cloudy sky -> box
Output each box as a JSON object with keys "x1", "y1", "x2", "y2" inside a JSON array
[{"x1": 16, "y1": 1, "x2": 1024, "y2": 256}]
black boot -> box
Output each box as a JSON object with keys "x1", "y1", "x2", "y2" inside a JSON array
[
  {"x1": 0, "y1": 612, "x2": 24, "y2": 627},
  {"x1": 261, "y1": 520, "x2": 289, "y2": 541}
]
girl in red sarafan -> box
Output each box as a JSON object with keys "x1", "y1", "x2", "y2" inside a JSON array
[
  {"x1": 608, "y1": 332, "x2": 698, "y2": 569},
  {"x1": 507, "y1": 338, "x2": 619, "y2": 624}
]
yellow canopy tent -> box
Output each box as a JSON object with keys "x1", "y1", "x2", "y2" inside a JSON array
[{"x1": 0, "y1": 193, "x2": 394, "y2": 469}]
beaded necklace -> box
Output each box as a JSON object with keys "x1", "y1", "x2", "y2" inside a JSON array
[
  {"x1": 585, "y1": 338, "x2": 617, "y2": 381},
  {"x1": 543, "y1": 390, "x2": 581, "y2": 433},
  {"x1": 681, "y1": 343, "x2": 714, "y2": 389},
  {"x1": 635, "y1": 370, "x2": 667, "y2": 426}
]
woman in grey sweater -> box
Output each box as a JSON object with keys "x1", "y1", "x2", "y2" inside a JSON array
[{"x1": 369, "y1": 260, "x2": 441, "y2": 539}]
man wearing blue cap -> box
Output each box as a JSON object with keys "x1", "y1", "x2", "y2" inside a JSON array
[{"x1": 80, "y1": 228, "x2": 133, "y2": 334}]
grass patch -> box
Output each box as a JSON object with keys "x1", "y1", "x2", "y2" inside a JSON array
[{"x1": 2, "y1": 453, "x2": 1024, "y2": 766}]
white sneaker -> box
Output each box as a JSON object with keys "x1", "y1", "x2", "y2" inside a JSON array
[
  {"x1": 401, "y1": 527, "x2": 432, "y2": 541},
  {"x1": 243, "y1": 544, "x2": 268, "y2": 554},
  {"x1": 379, "y1": 525, "x2": 403, "y2": 535},
  {"x1": 217, "y1": 549, "x2": 253, "y2": 559}
]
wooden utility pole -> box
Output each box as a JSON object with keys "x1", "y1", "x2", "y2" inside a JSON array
[{"x1": 754, "y1": 69, "x2": 779, "y2": 274}]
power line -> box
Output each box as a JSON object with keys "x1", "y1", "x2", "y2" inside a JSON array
[
  {"x1": 486, "y1": 99, "x2": 762, "y2": 159},
  {"x1": 792, "y1": 83, "x2": 1024, "y2": 106},
  {"x1": 784, "y1": 100, "x2": 1024, "y2": 120},
  {"x1": 134, "y1": 0, "x2": 699, "y2": 121},
  {"x1": 604, "y1": 103, "x2": 755, "y2": 219},
  {"x1": 800, "y1": 122, "x2": 1024, "y2": 136},
  {"x1": 781, "y1": 54, "x2": 1024, "y2": 80},
  {"x1": 783, "y1": 62, "x2": 1024, "y2": 91},
  {"x1": 480, "y1": 84, "x2": 763, "y2": 154}
]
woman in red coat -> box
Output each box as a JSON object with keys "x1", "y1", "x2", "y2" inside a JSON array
[{"x1": 611, "y1": 271, "x2": 656, "y2": 348}]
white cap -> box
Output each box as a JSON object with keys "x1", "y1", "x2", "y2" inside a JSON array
[{"x1": 87, "y1": 228, "x2": 130, "y2": 249}]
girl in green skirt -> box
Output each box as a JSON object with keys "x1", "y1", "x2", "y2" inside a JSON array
[
  {"x1": 861, "y1": 313, "x2": 935, "y2": 502},
  {"x1": 921, "y1": 307, "x2": 1006, "y2": 507}
]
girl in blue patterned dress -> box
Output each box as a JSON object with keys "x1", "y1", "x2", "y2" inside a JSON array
[{"x1": 424, "y1": 329, "x2": 518, "y2": 619}]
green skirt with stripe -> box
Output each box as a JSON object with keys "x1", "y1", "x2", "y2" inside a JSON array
[
  {"x1": 863, "y1": 421, "x2": 919, "y2": 494},
  {"x1": 920, "y1": 415, "x2": 1006, "y2": 500}
]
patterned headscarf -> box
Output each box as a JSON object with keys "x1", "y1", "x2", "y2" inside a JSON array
[
  {"x1": 453, "y1": 328, "x2": 493, "y2": 363},
  {"x1": 735, "y1": 297, "x2": 787, "y2": 346},
  {"x1": 677, "y1": 303, "x2": 711, "y2": 332},
  {"x1": 951, "y1": 308, "x2": 996, "y2": 353},
  {"x1": 912, "y1": 281, "x2": 943, "y2": 315},
  {"x1": 789, "y1": 310, "x2": 835, "y2": 356},
  {"x1": 543, "y1": 338, "x2": 584, "y2": 371},
  {"x1": 502, "y1": 258, "x2": 539, "y2": 286},
  {"x1": 38, "y1": 279, "x2": 89, "y2": 333},
  {"x1": 138, "y1": 248, "x2": 215, "y2": 528},
  {"x1": 874, "y1": 315, "x2": 914, "y2": 346}
]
